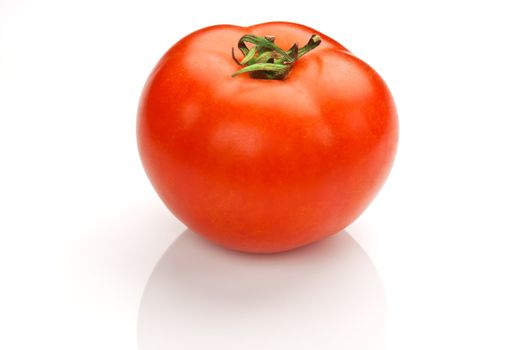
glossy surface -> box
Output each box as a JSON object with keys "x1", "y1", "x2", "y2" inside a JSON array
[
  {"x1": 137, "y1": 22, "x2": 398, "y2": 252},
  {"x1": 138, "y1": 230, "x2": 385, "y2": 349}
]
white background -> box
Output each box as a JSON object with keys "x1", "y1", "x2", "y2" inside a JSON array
[{"x1": 1, "y1": 0, "x2": 524, "y2": 349}]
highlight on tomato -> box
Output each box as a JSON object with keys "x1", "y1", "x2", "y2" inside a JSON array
[{"x1": 137, "y1": 22, "x2": 398, "y2": 253}]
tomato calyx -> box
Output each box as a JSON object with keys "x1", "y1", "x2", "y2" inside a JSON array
[{"x1": 232, "y1": 33, "x2": 321, "y2": 80}]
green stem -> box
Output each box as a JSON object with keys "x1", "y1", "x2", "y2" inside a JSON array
[{"x1": 232, "y1": 34, "x2": 322, "y2": 80}]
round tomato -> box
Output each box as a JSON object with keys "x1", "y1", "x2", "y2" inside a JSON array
[{"x1": 137, "y1": 22, "x2": 398, "y2": 253}]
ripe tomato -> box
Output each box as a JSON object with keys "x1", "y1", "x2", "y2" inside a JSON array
[{"x1": 137, "y1": 22, "x2": 398, "y2": 253}]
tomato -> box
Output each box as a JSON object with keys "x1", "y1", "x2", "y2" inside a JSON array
[{"x1": 137, "y1": 22, "x2": 398, "y2": 253}]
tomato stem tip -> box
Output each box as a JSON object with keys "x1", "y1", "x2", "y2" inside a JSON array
[{"x1": 232, "y1": 34, "x2": 321, "y2": 80}]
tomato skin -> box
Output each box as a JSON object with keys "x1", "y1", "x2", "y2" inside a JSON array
[{"x1": 137, "y1": 22, "x2": 398, "y2": 253}]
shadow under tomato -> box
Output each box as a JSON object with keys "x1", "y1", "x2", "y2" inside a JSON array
[{"x1": 137, "y1": 229, "x2": 386, "y2": 350}]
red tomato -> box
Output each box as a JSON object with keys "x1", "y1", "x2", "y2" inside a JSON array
[{"x1": 137, "y1": 22, "x2": 398, "y2": 253}]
